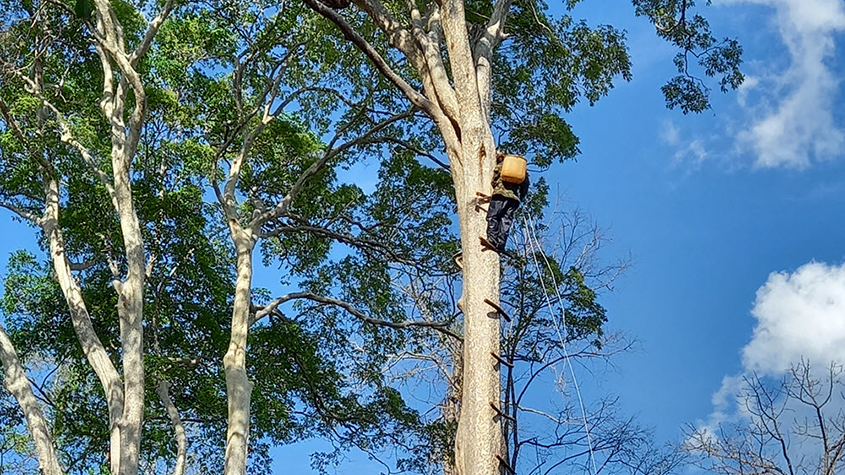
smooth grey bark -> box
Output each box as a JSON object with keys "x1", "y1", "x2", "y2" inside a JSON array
[
  {"x1": 79, "y1": 2, "x2": 172, "y2": 472},
  {"x1": 41, "y1": 175, "x2": 126, "y2": 475},
  {"x1": 216, "y1": 100, "x2": 268, "y2": 475},
  {"x1": 213, "y1": 62, "x2": 415, "y2": 472},
  {"x1": 222, "y1": 227, "x2": 256, "y2": 475},
  {"x1": 0, "y1": 324, "x2": 64, "y2": 475}
]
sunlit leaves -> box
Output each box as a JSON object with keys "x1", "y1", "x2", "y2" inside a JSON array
[{"x1": 632, "y1": 0, "x2": 743, "y2": 113}]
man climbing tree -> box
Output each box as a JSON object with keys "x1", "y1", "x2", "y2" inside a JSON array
[
  {"x1": 301, "y1": 1, "x2": 743, "y2": 475},
  {"x1": 483, "y1": 152, "x2": 529, "y2": 254}
]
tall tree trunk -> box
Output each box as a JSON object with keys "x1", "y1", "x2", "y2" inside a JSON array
[
  {"x1": 112, "y1": 136, "x2": 146, "y2": 475},
  {"x1": 437, "y1": 3, "x2": 505, "y2": 471},
  {"x1": 0, "y1": 324, "x2": 64, "y2": 475},
  {"x1": 451, "y1": 133, "x2": 504, "y2": 475},
  {"x1": 223, "y1": 224, "x2": 256, "y2": 475},
  {"x1": 41, "y1": 175, "x2": 127, "y2": 475},
  {"x1": 266, "y1": 1, "x2": 512, "y2": 473}
]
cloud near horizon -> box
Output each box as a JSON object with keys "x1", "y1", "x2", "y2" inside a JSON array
[
  {"x1": 743, "y1": 261, "x2": 845, "y2": 374},
  {"x1": 702, "y1": 261, "x2": 845, "y2": 429},
  {"x1": 717, "y1": 0, "x2": 845, "y2": 169}
]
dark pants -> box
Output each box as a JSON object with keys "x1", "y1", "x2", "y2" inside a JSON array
[{"x1": 486, "y1": 195, "x2": 519, "y2": 252}]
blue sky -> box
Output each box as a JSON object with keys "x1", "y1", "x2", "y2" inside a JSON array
[
  {"x1": 556, "y1": 0, "x2": 845, "y2": 447},
  {"x1": 2, "y1": 0, "x2": 845, "y2": 473}
]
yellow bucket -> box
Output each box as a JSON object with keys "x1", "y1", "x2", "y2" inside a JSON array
[{"x1": 501, "y1": 154, "x2": 527, "y2": 184}]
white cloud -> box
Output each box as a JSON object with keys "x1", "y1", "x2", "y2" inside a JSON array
[
  {"x1": 660, "y1": 120, "x2": 681, "y2": 146},
  {"x1": 696, "y1": 261, "x2": 845, "y2": 437},
  {"x1": 716, "y1": 0, "x2": 845, "y2": 168},
  {"x1": 743, "y1": 261, "x2": 845, "y2": 374},
  {"x1": 660, "y1": 121, "x2": 710, "y2": 169}
]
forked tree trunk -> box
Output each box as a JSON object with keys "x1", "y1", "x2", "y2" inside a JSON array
[
  {"x1": 303, "y1": 0, "x2": 512, "y2": 471},
  {"x1": 41, "y1": 175, "x2": 127, "y2": 475},
  {"x1": 431, "y1": 3, "x2": 507, "y2": 473}
]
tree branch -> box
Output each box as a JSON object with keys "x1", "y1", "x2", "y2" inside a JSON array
[
  {"x1": 130, "y1": 0, "x2": 175, "y2": 67},
  {"x1": 251, "y1": 291, "x2": 461, "y2": 340},
  {"x1": 155, "y1": 380, "x2": 187, "y2": 475},
  {"x1": 252, "y1": 107, "x2": 417, "y2": 227},
  {"x1": 0, "y1": 323, "x2": 64, "y2": 475},
  {"x1": 0, "y1": 201, "x2": 40, "y2": 223},
  {"x1": 302, "y1": 0, "x2": 435, "y2": 115}
]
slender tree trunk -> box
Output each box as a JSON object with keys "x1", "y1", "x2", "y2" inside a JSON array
[
  {"x1": 156, "y1": 381, "x2": 187, "y2": 475},
  {"x1": 41, "y1": 175, "x2": 126, "y2": 475},
  {"x1": 223, "y1": 224, "x2": 256, "y2": 475},
  {"x1": 443, "y1": 346, "x2": 462, "y2": 475},
  {"x1": 0, "y1": 324, "x2": 64, "y2": 475},
  {"x1": 112, "y1": 140, "x2": 146, "y2": 475}
]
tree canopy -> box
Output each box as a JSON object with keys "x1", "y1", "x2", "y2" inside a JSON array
[{"x1": 0, "y1": 0, "x2": 742, "y2": 473}]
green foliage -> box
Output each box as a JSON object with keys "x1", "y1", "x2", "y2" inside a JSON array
[
  {"x1": 73, "y1": 0, "x2": 93, "y2": 20},
  {"x1": 493, "y1": 1, "x2": 634, "y2": 166},
  {"x1": 633, "y1": 0, "x2": 744, "y2": 113},
  {"x1": 0, "y1": 0, "x2": 732, "y2": 471}
]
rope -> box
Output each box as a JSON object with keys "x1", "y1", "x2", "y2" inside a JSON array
[{"x1": 519, "y1": 211, "x2": 599, "y2": 475}]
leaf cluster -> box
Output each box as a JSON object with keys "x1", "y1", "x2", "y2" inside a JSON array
[{"x1": 633, "y1": 0, "x2": 744, "y2": 113}]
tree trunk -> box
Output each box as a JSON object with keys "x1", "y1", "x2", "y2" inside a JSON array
[
  {"x1": 112, "y1": 137, "x2": 146, "y2": 475},
  {"x1": 41, "y1": 175, "x2": 126, "y2": 475},
  {"x1": 223, "y1": 224, "x2": 256, "y2": 475},
  {"x1": 435, "y1": 5, "x2": 505, "y2": 471},
  {"x1": 442, "y1": 345, "x2": 462, "y2": 475},
  {"x1": 451, "y1": 132, "x2": 504, "y2": 475},
  {"x1": 0, "y1": 324, "x2": 64, "y2": 475},
  {"x1": 156, "y1": 381, "x2": 187, "y2": 475},
  {"x1": 274, "y1": 1, "x2": 511, "y2": 473}
]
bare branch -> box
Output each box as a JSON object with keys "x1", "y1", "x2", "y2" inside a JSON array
[
  {"x1": 130, "y1": 0, "x2": 175, "y2": 67},
  {"x1": 251, "y1": 291, "x2": 461, "y2": 340},
  {"x1": 302, "y1": 0, "x2": 435, "y2": 115},
  {"x1": 0, "y1": 202, "x2": 40, "y2": 223},
  {"x1": 253, "y1": 107, "x2": 417, "y2": 227}
]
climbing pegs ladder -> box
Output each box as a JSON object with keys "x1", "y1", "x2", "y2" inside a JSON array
[
  {"x1": 489, "y1": 402, "x2": 516, "y2": 423},
  {"x1": 490, "y1": 351, "x2": 514, "y2": 368},
  {"x1": 495, "y1": 454, "x2": 516, "y2": 474},
  {"x1": 479, "y1": 236, "x2": 499, "y2": 253},
  {"x1": 452, "y1": 251, "x2": 463, "y2": 269},
  {"x1": 484, "y1": 298, "x2": 511, "y2": 322}
]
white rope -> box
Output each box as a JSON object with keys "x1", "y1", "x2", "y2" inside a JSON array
[{"x1": 520, "y1": 211, "x2": 599, "y2": 475}]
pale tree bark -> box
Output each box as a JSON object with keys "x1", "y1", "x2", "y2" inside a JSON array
[
  {"x1": 443, "y1": 346, "x2": 463, "y2": 475},
  {"x1": 40, "y1": 174, "x2": 126, "y2": 475},
  {"x1": 213, "y1": 48, "x2": 427, "y2": 471},
  {"x1": 0, "y1": 0, "x2": 174, "y2": 472},
  {"x1": 156, "y1": 381, "x2": 187, "y2": 475},
  {"x1": 79, "y1": 2, "x2": 173, "y2": 473},
  {"x1": 302, "y1": 1, "x2": 513, "y2": 473},
  {"x1": 222, "y1": 224, "x2": 256, "y2": 475},
  {"x1": 216, "y1": 93, "x2": 265, "y2": 475},
  {"x1": 0, "y1": 324, "x2": 64, "y2": 475}
]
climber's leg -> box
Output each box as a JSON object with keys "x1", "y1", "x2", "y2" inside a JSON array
[
  {"x1": 491, "y1": 198, "x2": 518, "y2": 252},
  {"x1": 486, "y1": 195, "x2": 508, "y2": 251}
]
